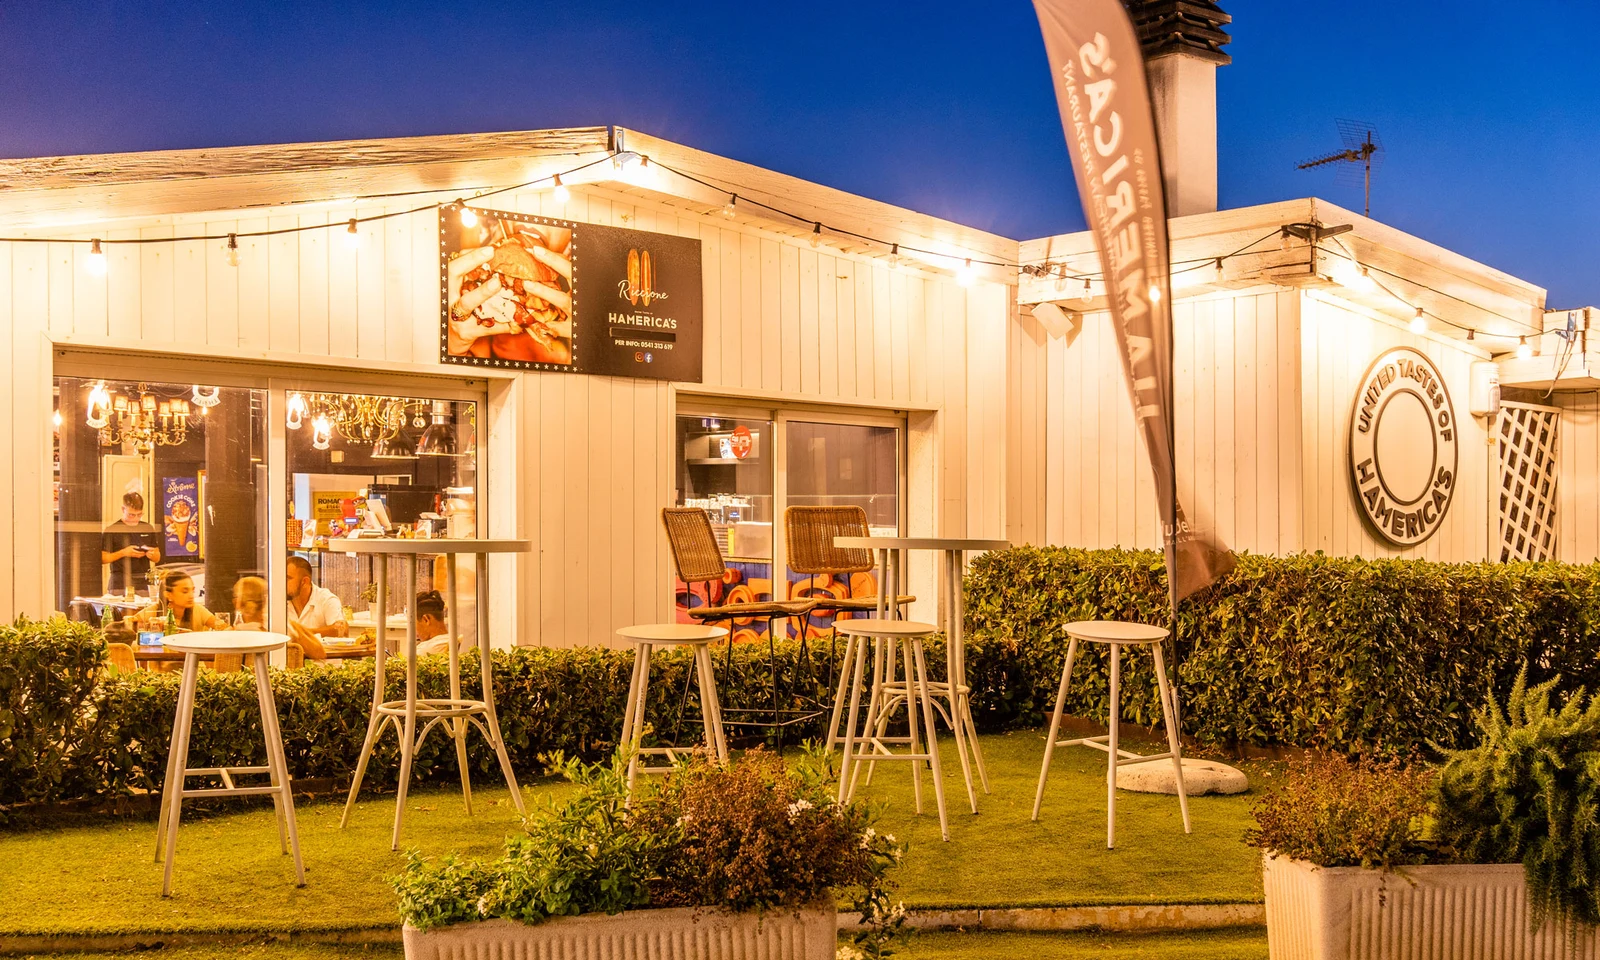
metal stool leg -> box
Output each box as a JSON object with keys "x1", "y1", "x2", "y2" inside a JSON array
[
  {"x1": 623, "y1": 641, "x2": 652, "y2": 793},
  {"x1": 445, "y1": 555, "x2": 473, "y2": 816},
  {"x1": 836, "y1": 632, "x2": 871, "y2": 804},
  {"x1": 475, "y1": 554, "x2": 524, "y2": 816},
  {"x1": 160, "y1": 654, "x2": 201, "y2": 896},
  {"x1": 910, "y1": 635, "x2": 950, "y2": 842},
  {"x1": 1153, "y1": 643, "x2": 1192, "y2": 834},
  {"x1": 900, "y1": 637, "x2": 925, "y2": 815},
  {"x1": 253, "y1": 651, "x2": 305, "y2": 886},
  {"x1": 825, "y1": 632, "x2": 859, "y2": 750},
  {"x1": 1106, "y1": 641, "x2": 1121, "y2": 850},
  {"x1": 1032, "y1": 637, "x2": 1078, "y2": 820},
  {"x1": 695, "y1": 643, "x2": 729, "y2": 763},
  {"x1": 390, "y1": 558, "x2": 420, "y2": 851},
  {"x1": 155, "y1": 652, "x2": 198, "y2": 862},
  {"x1": 341, "y1": 558, "x2": 389, "y2": 828}
]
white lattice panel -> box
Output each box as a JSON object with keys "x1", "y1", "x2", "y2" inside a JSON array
[{"x1": 1498, "y1": 401, "x2": 1560, "y2": 562}]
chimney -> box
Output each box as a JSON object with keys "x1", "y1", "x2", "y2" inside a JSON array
[{"x1": 1122, "y1": 1, "x2": 1232, "y2": 217}]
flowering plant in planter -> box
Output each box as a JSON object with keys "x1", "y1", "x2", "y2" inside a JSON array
[
  {"x1": 1247, "y1": 668, "x2": 1600, "y2": 957},
  {"x1": 392, "y1": 745, "x2": 908, "y2": 959}
]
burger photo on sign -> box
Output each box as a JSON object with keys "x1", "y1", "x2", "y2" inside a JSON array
[{"x1": 446, "y1": 214, "x2": 573, "y2": 365}]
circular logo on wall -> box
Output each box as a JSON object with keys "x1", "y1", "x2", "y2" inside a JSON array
[{"x1": 1349, "y1": 347, "x2": 1458, "y2": 546}]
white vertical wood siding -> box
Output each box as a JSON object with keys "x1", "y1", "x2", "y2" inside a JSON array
[
  {"x1": 1298, "y1": 294, "x2": 1491, "y2": 561},
  {"x1": 1043, "y1": 289, "x2": 1304, "y2": 556},
  {"x1": 0, "y1": 185, "x2": 1010, "y2": 646},
  {"x1": 1555, "y1": 391, "x2": 1600, "y2": 563}
]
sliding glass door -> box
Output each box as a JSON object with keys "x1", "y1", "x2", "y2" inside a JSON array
[{"x1": 672, "y1": 404, "x2": 904, "y2": 639}]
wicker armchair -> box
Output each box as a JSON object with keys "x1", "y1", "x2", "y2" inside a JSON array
[
  {"x1": 784, "y1": 506, "x2": 914, "y2": 616},
  {"x1": 663, "y1": 508, "x2": 815, "y2": 630}
]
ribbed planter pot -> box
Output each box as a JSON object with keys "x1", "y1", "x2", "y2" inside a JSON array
[
  {"x1": 1263, "y1": 853, "x2": 1600, "y2": 959},
  {"x1": 402, "y1": 904, "x2": 836, "y2": 960}
]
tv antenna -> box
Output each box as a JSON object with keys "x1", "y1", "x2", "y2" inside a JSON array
[{"x1": 1297, "y1": 119, "x2": 1384, "y2": 217}]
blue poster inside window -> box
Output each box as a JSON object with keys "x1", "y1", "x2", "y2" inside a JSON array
[{"x1": 163, "y1": 476, "x2": 199, "y2": 557}]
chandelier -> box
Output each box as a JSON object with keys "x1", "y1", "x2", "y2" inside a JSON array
[
  {"x1": 285, "y1": 393, "x2": 429, "y2": 445},
  {"x1": 85, "y1": 382, "x2": 195, "y2": 455}
]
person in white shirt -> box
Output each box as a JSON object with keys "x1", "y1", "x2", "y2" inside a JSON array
[
  {"x1": 286, "y1": 555, "x2": 348, "y2": 637},
  {"x1": 415, "y1": 590, "x2": 463, "y2": 656}
]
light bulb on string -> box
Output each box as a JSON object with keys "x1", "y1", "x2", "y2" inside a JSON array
[
  {"x1": 1410, "y1": 308, "x2": 1427, "y2": 334},
  {"x1": 1466, "y1": 329, "x2": 1476, "y2": 342},
  {"x1": 1148, "y1": 283, "x2": 1162, "y2": 303},
  {"x1": 344, "y1": 219, "x2": 360, "y2": 249},
  {"x1": 957, "y1": 259, "x2": 975, "y2": 288},
  {"x1": 459, "y1": 205, "x2": 479, "y2": 229},
  {"x1": 1517, "y1": 336, "x2": 1532, "y2": 360},
  {"x1": 225, "y1": 234, "x2": 240, "y2": 268},
  {"x1": 810, "y1": 222, "x2": 822, "y2": 249},
  {"x1": 1080, "y1": 278, "x2": 1093, "y2": 303},
  {"x1": 86, "y1": 239, "x2": 107, "y2": 276},
  {"x1": 722, "y1": 194, "x2": 737, "y2": 218},
  {"x1": 888, "y1": 243, "x2": 899, "y2": 270},
  {"x1": 551, "y1": 174, "x2": 570, "y2": 205},
  {"x1": 1213, "y1": 258, "x2": 1224, "y2": 282}
]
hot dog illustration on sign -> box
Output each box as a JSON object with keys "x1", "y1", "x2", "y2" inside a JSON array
[{"x1": 1348, "y1": 347, "x2": 1460, "y2": 547}]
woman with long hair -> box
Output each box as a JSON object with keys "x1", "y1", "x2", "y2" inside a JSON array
[{"x1": 143, "y1": 570, "x2": 224, "y2": 632}]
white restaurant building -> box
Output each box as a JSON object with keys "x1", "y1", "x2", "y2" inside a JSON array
[{"x1": 0, "y1": 8, "x2": 1594, "y2": 645}]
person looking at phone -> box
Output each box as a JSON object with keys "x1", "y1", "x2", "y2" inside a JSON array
[
  {"x1": 100, "y1": 491, "x2": 161, "y2": 595},
  {"x1": 286, "y1": 555, "x2": 348, "y2": 637}
]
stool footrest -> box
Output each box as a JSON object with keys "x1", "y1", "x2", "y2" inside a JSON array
[
  {"x1": 1054, "y1": 736, "x2": 1144, "y2": 761},
  {"x1": 377, "y1": 698, "x2": 487, "y2": 719},
  {"x1": 178, "y1": 785, "x2": 284, "y2": 799},
  {"x1": 183, "y1": 765, "x2": 274, "y2": 777}
]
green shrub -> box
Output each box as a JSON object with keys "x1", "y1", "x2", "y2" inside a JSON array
[
  {"x1": 393, "y1": 747, "x2": 906, "y2": 936},
  {"x1": 963, "y1": 547, "x2": 1600, "y2": 756},
  {"x1": 1245, "y1": 756, "x2": 1437, "y2": 869},
  {"x1": 0, "y1": 616, "x2": 107, "y2": 806},
  {"x1": 1435, "y1": 669, "x2": 1600, "y2": 930}
]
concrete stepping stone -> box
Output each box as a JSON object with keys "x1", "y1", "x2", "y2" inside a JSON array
[{"x1": 1120, "y1": 758, "x2": 1248, "y2": 795}]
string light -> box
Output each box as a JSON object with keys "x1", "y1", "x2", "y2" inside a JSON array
[
  {"x1": 957, "y1": 259, "x2": 975, "y2": 287},
  {"x1": 225, "y1": 234, "x2": 240, "y2": 267},
  {"x1": 888, "y1": 243, "x2": 899, "y2": 269},
  {"x1": 1213, "y1": 258, "x2": 1224, "y2": 281},
  {"x1": 344, "y1": 219, "x2": 360, "y2": 248},
  {"x1": 722, "y1": 194, "x2": 737, "y2": 218},
  {"x1": 1517, "y1": 336, "x2": 1532, "y2": 360},
  {"x1": 459, "y1": 205, "x2": 479, "y2": 229},
  {"x1": 551, "y1": 174, "x2": 570, "y2": 205},
  {"x1": 1410, "y1": 308, "x2": 1427, "y2": 334},
  {"x1": 810, "y1": 222, "x2": 822, "y2": 249},
  {"x1": 1080, "y1": 278, "x2": 1093, "y2": 303},
  {"x1": 86, "y1": 239, "x2": 107, "y2": 276}
]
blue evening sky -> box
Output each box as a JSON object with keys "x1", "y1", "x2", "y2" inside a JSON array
[{"x1": 1, "y1": 1, "x2": 1594, "y2": 306}]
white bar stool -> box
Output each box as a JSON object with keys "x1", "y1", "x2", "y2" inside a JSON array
[
  {"x1": 154, "y1": 631, "x2": 305, "y2": 896},
  {"x1": 617, "y1": 624, "x2": 730, "y2": 792},
  {"x1": 1031, "y1": 620, "x2": 1191, "y2": 849},
  {"x1": 835, "y1": 618, "x2": 949, "y2": 841}
]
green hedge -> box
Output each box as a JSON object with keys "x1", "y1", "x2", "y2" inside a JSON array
[
  {"x1": 3, "y1": 618, "x2": 922, "y2": 807},
  {"x1": 8, "y1": 547, "x2": 1600, "y2": 807},
  {"x1": 962, "y1": 547, "x2": 1600, "y2": 756}
]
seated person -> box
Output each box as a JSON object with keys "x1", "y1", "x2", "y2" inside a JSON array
[
  {"x1": 232, "y1": 576, "x2": 268, "y2": 630},
  {"x1": 139, "y1": 570, "x2": 224, "y2": 633},
  {"x1": 100, "y1": 491, "x2": 161, "y2": 597},
  {"x1": 415, "y1": 590, "x2": 463, "y2": 656},
  {"x1": 286, "y1": 555, "x2": 348, "y2": 638}
]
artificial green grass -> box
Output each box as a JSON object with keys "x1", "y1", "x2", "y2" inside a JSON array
[
  {"x1": 7, "y1": 930, "x2": 1269, "y2": 960},
  {"x1": 901, "y1": 928, "x2": 1267, "y2": 959},
  {"x1": 860, "y1": 728, "x2": 1266, "y2": 908},
  {"x1": 0, "y1": 731, "x2": 1265, "y2": 940}
]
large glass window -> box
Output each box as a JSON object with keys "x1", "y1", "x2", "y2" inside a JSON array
[
  {"x1": 285, "y1": 391, "x2": 480, "y2": 645},
  {"x1": 673, "y1": 410, "x2": 902, "y2": 639},
  {"x1": 53, "y1": 376, "x2": 266, "y2": 624}
]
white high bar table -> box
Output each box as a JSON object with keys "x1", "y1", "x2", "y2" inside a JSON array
[
  {"x1": 832, "y1": 536, "x2": 1009, "y2": 807},
  {"x1": 331, "y1": 537, "x2": 530, "y2": 849}
]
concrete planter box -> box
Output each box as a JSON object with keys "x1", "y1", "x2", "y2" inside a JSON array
[
  {"x1": 402, "y1": 904, "x2": 836, "y2": 960},
  {"x1": 1263, "y1": 853, "x2": 1600, "y2": 959}
]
